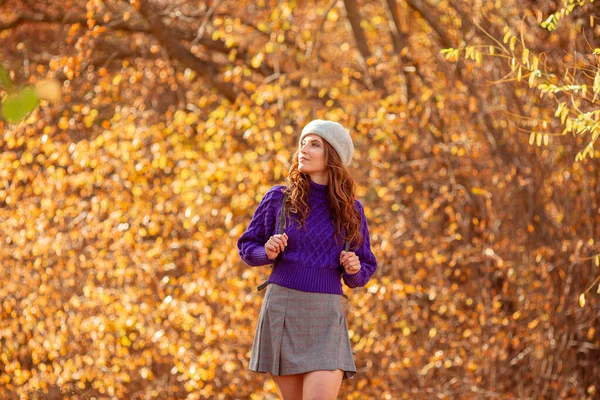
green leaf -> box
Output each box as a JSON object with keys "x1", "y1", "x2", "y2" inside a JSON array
[
  {"x1": 0, "y1": 64, "x2": 13, "y2": 90},
  {"x1": 1, "y1": 86, "x2": 40, "y2": 123}
]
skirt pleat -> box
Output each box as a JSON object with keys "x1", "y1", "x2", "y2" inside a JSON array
[{"x1": 249, "y1": 282, "x2": 357, "y2": 380}]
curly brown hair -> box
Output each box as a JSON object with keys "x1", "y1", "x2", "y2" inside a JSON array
[{"x1": 282, "y1": 138, "x2": 363, "y2": 250}]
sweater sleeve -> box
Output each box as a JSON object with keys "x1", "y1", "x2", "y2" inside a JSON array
[
  {"x1": 237, "y1": 185, "x2": 284, "y2": 267},
  {"x1": 342, "y1": 199, "x2": 378, "y2": 288}
]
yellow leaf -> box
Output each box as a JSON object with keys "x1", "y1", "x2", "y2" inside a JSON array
[
  {"x1": 404, "y1": 284, "x2": 415, "y2": 294},
  {"x1": 257, "y1": 22, "x2": 269, "y2": 32},
  {"x1": 554, "y1": 102, "x2": 564, "y2": 117},
  {"x1": 251, "y1": 53, "x2": 264, "y2": 69},
  {"x1": 185, "y1": 113, "x2": 197, "y2": 125},
  {"x1": 228, "y1": 49, "x2": 238, "y2": 62},
  {"x1": 84, "y1": 114, "x2": 95, "y2": 128},
  {"x1": 274, "y1": 164, "x2": 282, "y2": 180},
  {"x1": 35, "y1": 78, "x2": 63, "y2": 104},
  {"x1": 528, "y1": 71, "x2": 536, "y2": 88},
  {"x1": 532, "y1": 56, "x2": 539, "y2": 71},
  {"x1": 68, "y1": 23, "x2": 81, "y2": 37},
  {"x1": 465, "y1": 46, "x2": 473, "y2": 60},
  {"x1": 327, "y1": 8, "x2": 338, "y2": 22},
  {"x1": 522, "y1": 48, "x2": 530, "y2": 66},
  {"x1": 420, "y1": 88, "x2": 433, "y2": 102},
  {"x1": 225, "y1": 37, "x2": 237, "y2": 48},
  {"x1": 595, "y1": 255, "x2": 599, "y2": 267},
  {"x1": 471, "y1": 187, "x2": 491, "y2": 198},
  {"x1": 579, "y1": 293, "x2": 586, "y2": 307},
  {"x1": 59, "y1": 116, "x2": 69, "y2": 130}
]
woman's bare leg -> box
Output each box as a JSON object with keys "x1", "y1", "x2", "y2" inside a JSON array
[
  {"x1": 267, "y1": 372, "x2": 304, "y2": 400},
  {"x1": 302, "y1": 369, "x2": 343, "y2": 400}
]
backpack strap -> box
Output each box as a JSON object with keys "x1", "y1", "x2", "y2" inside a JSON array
[
  {"x1": 256, "y1": 192, "x2": 287, "y2": 292},
  {"x1": 339, "y1": 238, "x2": 350, "y2": 299}
]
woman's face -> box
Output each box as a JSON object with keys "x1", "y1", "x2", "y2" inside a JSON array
[{"x1": 298, "y1": 134, "x2": 327, "y2": 174}]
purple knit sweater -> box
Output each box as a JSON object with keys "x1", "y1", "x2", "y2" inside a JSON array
[{"x1": 237, "y1": 179, "x2": 378, "y2": 295}]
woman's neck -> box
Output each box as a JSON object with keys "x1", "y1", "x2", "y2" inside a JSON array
[{"x1": 308, "y1": 178, "x2": 328, "y2": 200}]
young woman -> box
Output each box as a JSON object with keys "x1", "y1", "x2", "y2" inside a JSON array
[{"x1": 237, "y1": 119, "x2": 378, "y2": 399}]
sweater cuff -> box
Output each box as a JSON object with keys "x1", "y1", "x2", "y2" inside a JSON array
[
  {"x1": 343, "y1": 269, "x2": 364, "y2": 288},
  {"x1": 248, "y1": 246, "x2": 271, "y2": 266}
]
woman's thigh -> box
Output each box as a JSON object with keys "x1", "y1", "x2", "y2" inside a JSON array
[
  {"x1": 267, "y1": 372, "x2": 304, "y2": 400},
  {"x1": 302, "y1": 369, "x2": 343, "y2": 400}
]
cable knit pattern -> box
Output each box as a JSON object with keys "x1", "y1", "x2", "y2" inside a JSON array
[{"x1": 237, "y1": 179, "x2": 378, "y2": 295}]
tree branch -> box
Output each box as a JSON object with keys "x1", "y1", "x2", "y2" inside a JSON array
[
  {"x1": 136, "y1": 0, "x2": 237, "y2": 102},
  {"x1": 342, "y1": 0, "x2": 388, "y2": 95},
  {"x1": 2, "y1": 4, "x2": 339, "y2": 106},
  {"x1": 404, "y1": 0, "x2": 555, "y2": 244},
  {"x1": 385, "y1": 0, "x2": 413, "y2": 102}
]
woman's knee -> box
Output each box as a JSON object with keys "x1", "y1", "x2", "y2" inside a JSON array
[
  {"x1": 302, "y1": 369, "x2": 343, "y2": 400},
  {"x1": 269, "y1": 372, "x2": 303, "y2": 400}
]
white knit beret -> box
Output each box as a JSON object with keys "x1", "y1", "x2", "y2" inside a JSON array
[{"x1": 299, "y1": 119, "x2": 354, "y2": 167}]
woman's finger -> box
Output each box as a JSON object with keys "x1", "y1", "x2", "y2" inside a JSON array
[
  {"x1": 271, "y1": 236, "x2": 285, "y2": 251},
  {"x1": 268, "y1": 239, "x2": 281, "y2": 251},
  {"x1": 344, "y1": 255, "x2": 357, "y2": 265},
  {"x1": 341, "y1": 252, "x2": 350, "y2": 264},
  {"x1": 265, "y1": 243, "x2": 278, "y2": 252},
  {"x1": 276, "y1": 234, "x2": 288, "y2": 246},
  {"x1": 270, "y1": 236, "x2": 279, "y2": 246}
]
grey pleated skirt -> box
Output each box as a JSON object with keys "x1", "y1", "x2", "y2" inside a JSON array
[{"x1": 249, "y1": 282, "x2": 357, "y2": 380}]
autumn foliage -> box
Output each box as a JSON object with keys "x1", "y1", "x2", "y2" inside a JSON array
[{"x1": 1, "y1": 0, "x2": 599, "y2": 399}]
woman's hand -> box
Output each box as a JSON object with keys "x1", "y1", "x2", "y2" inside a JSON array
[
  {"x1": 340, "y1": 250, "x2": 361, "y2": 275},
  {"x1": 265, "y1": 233, "x2": 288, "y2": 261}
]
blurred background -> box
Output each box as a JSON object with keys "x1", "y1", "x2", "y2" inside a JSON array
[{"x1": 1, "y1": 0, "x2": 599, "y2": 398}]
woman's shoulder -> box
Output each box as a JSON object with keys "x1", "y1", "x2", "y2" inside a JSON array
[
  {"x1": 268, "y1": 184, "x2": 287, "y2": 195},
  {"x1": 262, "y1": 184, "x2": 287, "y2": 202},
  {"x1": 353, "y1": 198, "x2": 365, "y2": 211}
]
